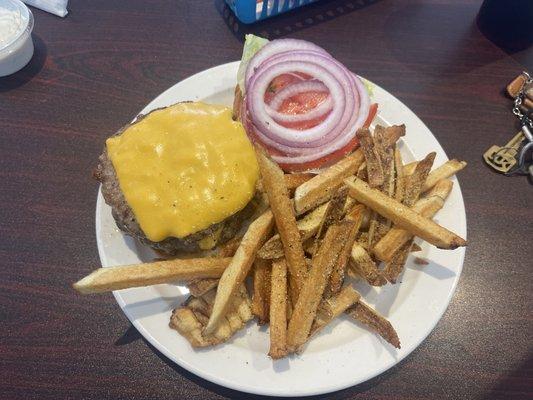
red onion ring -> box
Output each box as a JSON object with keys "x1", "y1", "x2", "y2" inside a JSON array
[
  {"x1": 247, "y1": 56, "x2": 351, "y2": 146},
  {"x1": 243, "y1": 39, "x2": 370, "y2": 167},
  {"x1": 245, "y1": 39, "x2": 329, "y2": 89}
]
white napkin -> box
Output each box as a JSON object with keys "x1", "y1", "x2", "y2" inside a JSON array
[{"x1": 23, "y1": 0, "x2": 68, "y2": 17}]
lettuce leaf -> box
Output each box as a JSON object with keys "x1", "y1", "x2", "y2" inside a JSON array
[{"x1": 237, "y1": 34, "x2": 269, "y2": 94}]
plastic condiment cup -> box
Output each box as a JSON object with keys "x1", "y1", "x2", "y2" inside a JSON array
[{"x1": 0, "y1": 0, "x2": 34, "y2": 77}]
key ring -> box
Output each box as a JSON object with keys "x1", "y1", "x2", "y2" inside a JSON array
[{"x1": 506, "y1": 71, "x2": 533, "y2": 180}]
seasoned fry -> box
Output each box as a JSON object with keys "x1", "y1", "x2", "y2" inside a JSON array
[
  {"x1": 252, "y1": 258, "x2": 271, "y2": 324},
  {"x1": 356, "y1": 161, "x2": 368, "y2": 181},
  {"x1": 422, "y1": 159, "x2": 467, "y2": 193},
  {"x1": 410, "y1": 243, "x2": 422, "y2": 253},
  {"x1": 382, "y1": 240, "x2": 412, "y2": 283},
  {"x1": 284, "y1": 173, "x2": 315, "y2": 190},
  {"x1": 374, "y1": 125, "x2": 395, "y2": 196},
  {"x1": 366, "y1": 211, "x2": 379, "y2": 250},
  {"x1": 258, "y1": 202, "x2": 329, "y2": 260},
  {"x1": 256, "y1": 173, "x2": 315, "y2": 195},
  {"x1": 328, "y1": 205, "x2": 365, "y2": 294},
  {"x1": 425, "y1": 178, "x2": 454, "y2": 199},
  {"x1": 373, "y1": 179, "x2": 453, "y2": 261},
  {"x1": 232, "y1": 85, "x2": 243, "y2": 121},
  {"x1": 311, "y1": 286, "x2": 360, "y2": 336},
  {"x1": 350, "y1": 244, "x2": 386, "y2": 286},
  {"x1": 394, "y1": 147, "x2": 405, "y2": 203},
  {"x1": 357, "y1": 231, "x2": 369, "y2": 249},
  {"x1": 346, "y1": 300, "x2": 401, "y2": 348},
  {"x1": 403, "y1": 152, "x2": 435, "y2": 207},
  {"x1": 345, "y1": 179, "x2": 466, "y2": 249},
  {"x1": 256, "y1": 150, "x2": 308, "y2": 299},
  {"x1": 269, "y1": 258, "x2": 288, "y2": 359},
  {"x1": 294, "y1": 149, "x2": 364, "y2": 215},
  {"x1": 286, "y1": 282, "x2": 293, "y2": 321},
  {"x1": 170, "y1": 285, "x2": 252, "y2": 347},
  {"x1": 364, "y1": 126, "x2": 398, "y2": 248},
  {"x1": 309, "y1": 186, "x2": 347, "y2": 256},
  {"x1": 204, "y1": 210, "x2": 273, "y2": 334},
  {"x1": 73, "y1": 257, "x2": 232, "y2": 294},
  {"x1": 187, "y1": 278, "x2": 219, "y2": 297},
  {"x1": 403, "y1": 161, "x2": 418, "y2": 176},
  {"x1": 381, "y1": 124, "x2": 406, "y2": 149},
  {"x1": 357, "y1": 128, "x2": 384, "y2": 188},
  {"x1": 287, "y1": 222, "x2": 351, "y2": 351},
  {"x1": 343, "y1": 195, "x2": 356, "y2": 214},
  {"x1": 326, "y1": 219, "x2": 357, "y2": 294}
]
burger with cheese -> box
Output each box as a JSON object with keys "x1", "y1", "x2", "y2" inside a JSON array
[{"x1": 94, "y1": 102, "x2": 259, "y2": 255}]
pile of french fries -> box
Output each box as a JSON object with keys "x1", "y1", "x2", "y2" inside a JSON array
[{"x1": 73, "y1": 124, "x2": 467, "y2": 358}]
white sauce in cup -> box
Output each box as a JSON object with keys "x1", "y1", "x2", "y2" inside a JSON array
[{"x1": 0, "y1": 0, "x2": 34, "y2": 77}]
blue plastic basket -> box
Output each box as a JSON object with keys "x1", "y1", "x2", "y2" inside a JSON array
[{"x1": 225, "y1": 0, "x2": 320, "y2": 24}]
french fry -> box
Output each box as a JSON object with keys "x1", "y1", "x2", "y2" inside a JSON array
[
  {"x1": 252, "y1": 258, "x2": 271, "y2": 325},
  {"x1": 170, "y1": 285, "x2": 252, "y2": 347},
  {"x1": 269, "y1": 258, "x2": 288, "y2": 359},
  {"x1": 366, "y1": 211, "x2": 378, "y2": 250},
  {"x1": 73, "y1": 257, "x2": 232, "y2": 294},
  {"x1": 256, "y1": 150, "x2": 308, "y2": 300},
  {"x1": 309, "y1": 186, "x2": 347, "y2": 256},
  {"x1": 382, "y1": 240, "x2": 412, "y2": 283},
  {"x1": 422, "y1": 159, "x2": 467, "y2": 193},
  {"x1": 374, "y1": 125, "x2": 395, "y2": 196},
  {"x1": 287, "y1": 222, "x2": 351, "y2": 351},
  {"x1": 381, "y1": 124, "x2": 406, "y2": 149},
  {"x1": 346, "y1": 300, "x2": 401, "y2": 348},
  {"x1": 350, "y1": 244, "x2": 387, "y2": 286},
  {"x1": 328, "y1": 205, "x2": 365, "y2": 294},
  {"x1": 356, "y1": 161, "x2": 367, "y2": 181},
  {"x1": 286, "y1": 282, "x2": 293, "y2": 321},
  {"x1": 257, "y1": 202, "x2": 329, "y2": 260},
  {"x1": 357, "y1": 128, "x2": 384, "y2": 188},
  {"x1": 232, "y1": 85, "x2": 243, "y2": 121},
  {"x1": 187, "y1": 278, "x2": 219, "y2": 297},
  {"x1": 403, "y1": 161, "x2": 418, "y2": 176},
  {"x1": 394, "y1": 147, "x2": 405, "y2": 203},
  {"x1": 256, "y1": 173, "x2": 315, "y2": 195},
  {"x1": 204, "y1": 210, "x2": 273, "y2": 334},
  {"x1": 410, "y1": 243, "x2": 422, "y2": 253},
  {"x1": 345, "y1": 179, "x2": 466, "y2": 249},
  {"x1": 284, "y1": 172, "x2": 315, "y2": 190},
  {"x1": 364, "y1": 126, "x2": 399, "y2": 248},
  {"x1": 403, "y1": 152, "x2": 435, "y2": 207},
  {"x1": 373, "y1": 179, "x2": 454, "y2": 261},
  {"x1": 294, "y1": 149, "x2": 364, "y2": 215},
  {"x1": 343, "y1": 195, "x2": 356, "y2": 214},
  {"x1": 311, "y1": 286, "x2": 361, "y2": 337},
  {"x1": 357, "y1": 232, "x2": 369, "y2": 249}
]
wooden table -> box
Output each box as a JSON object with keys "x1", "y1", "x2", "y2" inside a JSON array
[{"x1": 1, "y1": 1, "x2": 531, "y2": 399}]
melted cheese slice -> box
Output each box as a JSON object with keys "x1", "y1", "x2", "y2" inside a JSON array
[{"x1": 106, "y1": 102, "x2": 259, "y2": 242}]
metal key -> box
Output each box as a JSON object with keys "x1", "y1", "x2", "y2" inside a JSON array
[{"x1": 483, "y1": 131, "x2": 524, "y2": 173}]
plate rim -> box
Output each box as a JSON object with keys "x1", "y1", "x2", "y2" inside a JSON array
[{"x1": 95, "y1": 61, "x2": 467, "y2": 397}]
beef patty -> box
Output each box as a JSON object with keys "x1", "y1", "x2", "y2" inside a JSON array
[{"x1": 94, "y1": 149, "x2": 256, "y2": 255}]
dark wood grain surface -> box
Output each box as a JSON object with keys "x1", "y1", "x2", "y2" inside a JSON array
[{"x1": 1, "y1": 0, "x2": 532, "y2": 399}]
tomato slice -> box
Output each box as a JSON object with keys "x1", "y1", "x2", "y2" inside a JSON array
[
  {"x1": 248, "y1": 74, "x2": 379, "y2": 172},
  {"x1": 363, "y1": 103, "x2": 378, "y2": 129},
  {"x1": 278, "y1": 103, "x2": 379, "y2": 172}
]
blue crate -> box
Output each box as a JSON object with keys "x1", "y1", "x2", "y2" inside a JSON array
[{"x1": 225, "y1": 0, "x2": 320, "y2": 24}]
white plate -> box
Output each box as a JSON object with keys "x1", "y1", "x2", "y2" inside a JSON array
[{"x1": 96, "y1": 62, "x2": 466, "y2": 397}]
